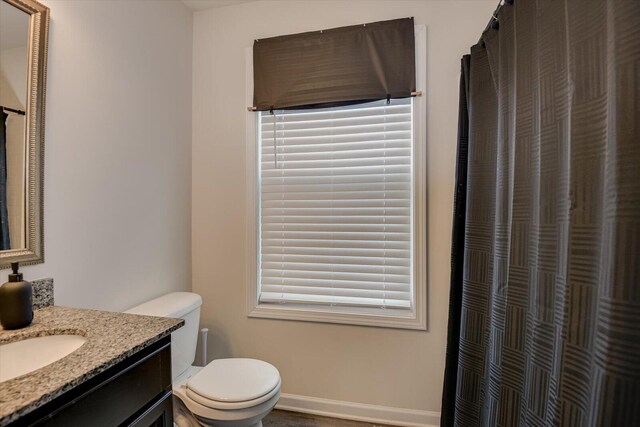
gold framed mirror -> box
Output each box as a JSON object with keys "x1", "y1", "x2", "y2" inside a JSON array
[{"x1": 0, "y1": 0, "x2": 48, "y2": 268}]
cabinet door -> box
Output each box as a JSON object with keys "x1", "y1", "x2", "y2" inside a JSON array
[
  {"x1": 21, "y1": 337, "x2": 173, "y2": 427},
  {"x1": 126, "y1": 391, "x2": 173, "y2": 427}
]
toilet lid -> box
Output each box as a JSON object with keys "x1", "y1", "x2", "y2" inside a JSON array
[{"x1": 187, "y1": 358, "x2": 280, "y2": 403}]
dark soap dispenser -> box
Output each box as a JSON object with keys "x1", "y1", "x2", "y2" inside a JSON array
[{"x1": 0, "y1": 262, "x2": 33, "y2": 329}]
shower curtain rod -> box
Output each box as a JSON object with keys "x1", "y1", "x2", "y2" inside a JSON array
[
  {"x1": 480, "y1": 0, "x2": 509, "y2": 40},
  {"x1": 1, "y1": 106, "x2": 25, "y2": 116}
]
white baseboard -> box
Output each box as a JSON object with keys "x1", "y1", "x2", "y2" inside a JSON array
[{"x1": 275, "y1": 393, "x2": 441, "y2": 427}]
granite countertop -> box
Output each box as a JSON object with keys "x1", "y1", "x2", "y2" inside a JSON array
[{"x1": 0, "y1": 306, "x2": 183, "y2": 426}]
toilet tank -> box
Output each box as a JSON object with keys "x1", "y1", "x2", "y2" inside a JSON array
[{"x1": 125, "y1": 292, "x2": 202, "y2": 381}]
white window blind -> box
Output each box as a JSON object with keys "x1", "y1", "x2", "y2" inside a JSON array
[{"x1": 258, "y1": 98, "x2": 414, "y2": 310}]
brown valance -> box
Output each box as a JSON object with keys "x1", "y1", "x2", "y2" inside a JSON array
[{"x1": 252, "y1": 17, "x2": 416, "y2": 111}]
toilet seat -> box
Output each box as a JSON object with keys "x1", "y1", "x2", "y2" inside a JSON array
[
  {"x1": 183, "y1": 358, "x2": 281, "y2": 410},
  {"x1": 186, "y1": 378, "x2": 281, "y2": 410}
]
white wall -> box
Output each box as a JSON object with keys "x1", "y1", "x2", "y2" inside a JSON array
[
  {"x1": 0, "y1": 46, "x2": 27, "y2": 106},
  {"x1": 0, "y1": 0, "x2": 193, "y2": 312},
  {"x1": 192, "y1": 0, "x2": 494, "y2": 416}
]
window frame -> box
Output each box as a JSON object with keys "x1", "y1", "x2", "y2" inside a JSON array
[{"x1": 245, "y1": 25, "x2": 427, "y2": 330}]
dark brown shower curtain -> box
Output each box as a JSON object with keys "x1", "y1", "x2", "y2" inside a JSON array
[
  {"x1": 0, "y1": 111, "x2": 10, "y2": 251},
  {"x1": 442, "y1": 0, "x2": 640, "y2": 426}
]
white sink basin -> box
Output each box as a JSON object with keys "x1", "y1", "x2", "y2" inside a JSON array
[{"x1": 0, "y1": 334, "x2": 87, "y2": 382}]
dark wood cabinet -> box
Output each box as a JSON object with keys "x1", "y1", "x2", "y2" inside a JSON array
[
  {"x1": 13, "y1": 336, "x2": 174, "y2": 427},
  {"x1": 126, "y1": 391, "x2": 173, "y2": 427}
]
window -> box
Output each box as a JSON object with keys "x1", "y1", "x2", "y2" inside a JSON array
[{"x1": 246, "y1": 26, "x2": 426, "y2": 329}]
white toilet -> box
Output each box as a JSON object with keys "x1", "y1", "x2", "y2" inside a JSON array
[{"x1": 126, "y1": 292, "x2": 281, "y2": 427}]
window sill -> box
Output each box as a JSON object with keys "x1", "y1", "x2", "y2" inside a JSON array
[{"x1": 247, "y1": 302, "x2": 427, "y2": 330}]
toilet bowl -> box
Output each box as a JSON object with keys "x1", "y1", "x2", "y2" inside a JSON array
[{"x1": 125, "y1": 292, "x2": 280, "y2": 427}]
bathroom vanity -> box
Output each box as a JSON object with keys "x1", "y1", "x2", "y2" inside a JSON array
[{"x1": 0, "y1": 306, "x2": 183, "y2": 426}]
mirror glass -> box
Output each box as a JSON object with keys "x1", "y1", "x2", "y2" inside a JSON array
[{"x1": 0, "y1": 0, "x2": 29, "y2": 251}]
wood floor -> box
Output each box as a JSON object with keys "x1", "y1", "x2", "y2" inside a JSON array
[{"x1": 263, "y1": 410, "x2": 395, "y2": 427}]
